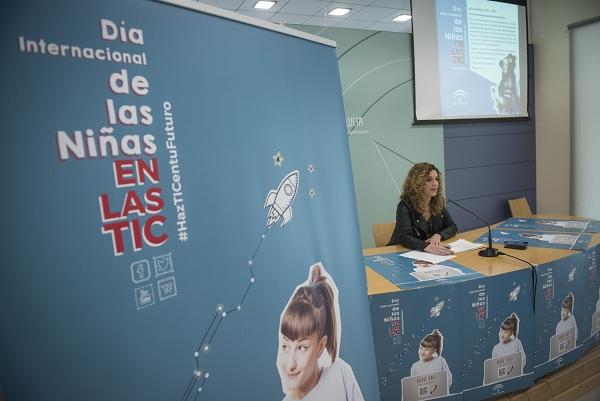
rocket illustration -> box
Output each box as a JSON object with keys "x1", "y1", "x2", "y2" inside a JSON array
[
  {"x1": 509, "y1": 285, "x2": 521, "y2": 302},
  {"x1": 264, "y1": 170, "x2": 299, "y2": 228},
  {"x1": 430, "y1": 300, "x2": 445, "y2": 318},
  {"x1": 568, "y1": 267, "x2": 576, "y2": 282}
]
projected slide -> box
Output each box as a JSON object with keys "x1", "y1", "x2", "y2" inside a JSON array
[{"x1": 413, "y1": 0, "x2": 528, "y2": 121}]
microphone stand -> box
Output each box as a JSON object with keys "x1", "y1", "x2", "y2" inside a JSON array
[{"x1": 446, "y1": 198, "x2": 499, "y2": 257}]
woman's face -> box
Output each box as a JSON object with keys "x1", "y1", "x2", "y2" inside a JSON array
[
  {"x1": 418, "y1": 345, "x2": 435, "y2": 362},
  {"x1": 422, "y1": 169, "x2": 439, "y2": 199},
  {"x1": 277, "y1": 333, "x2": 327, "y2": 398},
  {"x1": 499, "y1": 328, "x2": 513, "y2": 344},
  {"x1": 561, "y1": 306, "x2": 570, "y2": 320}
]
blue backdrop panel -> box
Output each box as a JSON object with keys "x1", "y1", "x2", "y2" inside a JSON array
[
  {"x1": 445, "y1": 133, "x2": 535, "y2": 170},
  {"x1": 446, "y1": 163, "x2": 536, "y2": 201},
  {"x1": 0, "y1": 1, "x2": 379, "y2": 400},
  {"x1": 446, "y1": 189, "x2": 536, "y2": 232}
]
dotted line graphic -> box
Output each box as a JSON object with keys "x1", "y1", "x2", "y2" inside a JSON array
[{"x1": 180, "y1": 170, "x2": 299, "y2": 400}]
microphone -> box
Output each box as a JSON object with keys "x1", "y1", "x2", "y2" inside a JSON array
[{"x1": 446, "y1": 198, "x2": 499, "y2": 257}]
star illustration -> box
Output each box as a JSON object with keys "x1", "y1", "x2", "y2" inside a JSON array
[
  {"x1": 309, "y1": 188, "x2": 316, "y2": 199},
  {"x1": 308, "y1": 164, "x2": 315, "y2": 173},
  {"x1": 273, "y1": 151, "x2": 284, "y2": 167}
]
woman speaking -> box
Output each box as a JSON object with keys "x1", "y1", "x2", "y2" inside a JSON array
[{"x1": 387, "y1": 163, "x2": 457, "y2": 255}]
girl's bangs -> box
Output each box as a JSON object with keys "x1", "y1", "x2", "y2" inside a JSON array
[{"x1": 281, "y1": 301, "x2": 324, "y2": 341}]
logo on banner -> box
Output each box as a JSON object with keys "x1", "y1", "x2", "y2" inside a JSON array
[
  {"x1": 492, "y1": 383, "x2": 505, "y2": 395},
  {"x1": 452, "y1": 89, "x2": 468, "y2": 105},
  {"x1": 135, "y1": 284, "x2": 155, "y2": 310},
  {"x1": 130, "y1": 260, "x2": 151, "y2": 283},
  {"x1": 346, "y1": 116, "x2": 368, "y2": 136}
]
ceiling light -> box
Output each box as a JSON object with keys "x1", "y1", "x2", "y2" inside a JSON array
[
  {"x1": 393, "y1": 14, "x2": 412, "y2": 22},
  {"x1": 254, "y1": 1, "x2": 276, "y2": 10},
  {"x1": 329, "y1": 8, "x2": 351, "y2": 16}
]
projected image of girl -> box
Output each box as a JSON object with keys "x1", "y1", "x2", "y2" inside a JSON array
[
  {"x1": 276, "y1": 262, "x2": 364, "y2": 401},
  {"x1": 490, "y1": 53, "x2": 520, "y2": 114}
]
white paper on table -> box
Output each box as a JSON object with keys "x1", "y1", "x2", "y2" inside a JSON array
[
  {"x1": 399, "y1": 250, "x2": 456, "y2": 264},
  {"x1": 448, "y1": 238, "x2": 484, "y2": 253}
]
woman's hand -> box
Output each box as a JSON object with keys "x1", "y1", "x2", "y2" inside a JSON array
[
  {"x1": 424, "y1": 243, "x2": 454, "y2": 256},
  {"x1": 426, "y1": 234, "x2": 443, "y2": 246}
]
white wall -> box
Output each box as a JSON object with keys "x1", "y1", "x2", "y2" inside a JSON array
[
  {"x1": 571, "y1": 19, "x2": 600, "y2": 220},
  {"x1": 529, "y1": 0, "x2": 600, "y2": 214}
]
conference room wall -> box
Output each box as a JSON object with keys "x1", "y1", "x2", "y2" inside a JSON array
[
  {"x1": 529, "y1": 0, "x2": 600, "y2": 215},
  {"x1": 296, "y1": 25, "x2": 539, "y2": 238},
  {"x1": 294, "y1": 25, "x2": 445, "y2": 248},
  {"x1": 570, "y1": 18, "x2": 600, "y2": 220}
]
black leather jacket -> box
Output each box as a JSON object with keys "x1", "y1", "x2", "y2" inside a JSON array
[{"x1": 387, "y1": 199, "x2": 458, "y2": 250}]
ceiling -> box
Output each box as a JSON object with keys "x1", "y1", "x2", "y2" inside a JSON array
[{"x1": 197, "y1": 0, "x2": 413, "y2": 32}]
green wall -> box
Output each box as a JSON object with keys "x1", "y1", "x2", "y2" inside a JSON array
[{"x1": 295, "y1": 26, "x2": 445, "y2": 248}]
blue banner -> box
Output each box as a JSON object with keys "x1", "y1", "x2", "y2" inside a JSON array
[
  {"x1": 364, "y1": 253, "x2": 483, "y2": 289},
  {"x1": 582, "y1": 244, "x2": 600, "y2": 350},
  {"x1": 474, "y1": 229, "x2": 593, "y2": 251},
  {"x1": 533, "y1": 253, "x2": 586, "y2": 378},
  {"x1": 497, "y1": 217, "x2": 600, "y2": 234},
  {"x1": 369, "y1": 284, "x2": 464, "y2": 401},
  {"x1": 0, "y1": 1, "x2": 379, "y2": 400},
  {"x1": 461, "y1": 270, "x2": 534, "y2": 400},
  {"x1": 368, "y1": 267, "x2": 535, "y2": 401}
]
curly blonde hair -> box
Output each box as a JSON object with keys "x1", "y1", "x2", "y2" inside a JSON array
[{"x1": 401, "y1": 162, "x2": 445, "y2": 216}]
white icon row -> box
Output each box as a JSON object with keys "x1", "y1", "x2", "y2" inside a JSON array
[
  {"x1": 130, "y1": 252, "x2": 174, "y2": 284},
  {"x1": 135, "y1": 276, "x2": 178, "y2": 310}
]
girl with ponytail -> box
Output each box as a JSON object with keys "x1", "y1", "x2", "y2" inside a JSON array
[
  {"x1": 410, "y1": 329, "x2": 453, "y2": 391},
  {"x1": 276, "y1": 262, "x2": 364, "y2": 401},
  {"x1": 556, "y1": 292, "x2": 578, "y2": 342},
  {"x1": 492, "y1": 313, "x2": 526, "y2": 372}
]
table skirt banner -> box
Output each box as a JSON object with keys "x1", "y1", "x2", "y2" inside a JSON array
[
  {"x1": 0, "y1": 1, "x2": 381, "y2": 400},
  {"x1": 583, "y1": 244, "x2": 600, "y2": 350},
  {"x1": 369, "y1": 284, "x2": 464, "y2": 401},
  {"x1": 533, "y1": 253, "x2": 588, "y2": 378},
  {"x1": 474, "y1": 229, "x2": 593, "y2": 251},
  {"x1": 461, "y1": 270, "x2": 535, "y2": 401},
  {"x1": 366, "y1": 267, "x2": 534, "y2": 401},
  {"x1": 496, "y1": 217, "x2": 600, "y2": 234},
  {"x1": 364, "y1": 252, "x2": 484, "y2": 290}
]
